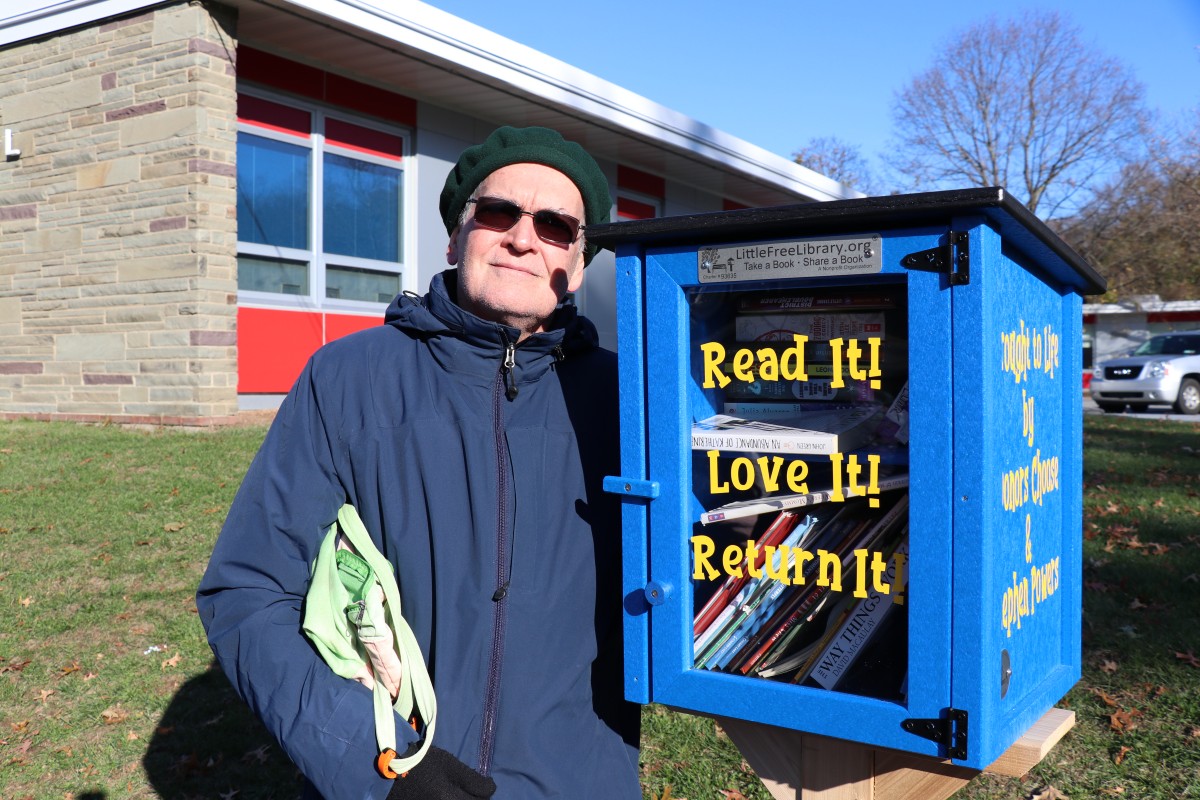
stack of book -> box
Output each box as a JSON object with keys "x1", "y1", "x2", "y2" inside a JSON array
[{"x1": 691, "y1": 491, "x2": 908, "y2": 687}]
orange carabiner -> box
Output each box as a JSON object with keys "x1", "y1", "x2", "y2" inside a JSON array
[{"x1": 376, "y1": 748, "x2": 399, "y2": 779}]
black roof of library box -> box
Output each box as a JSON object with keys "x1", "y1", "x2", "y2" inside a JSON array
[{"x1": 585, "y1": 187, "x2": 1106, "y2": 296}]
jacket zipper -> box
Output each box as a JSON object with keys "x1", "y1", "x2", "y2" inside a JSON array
[
  {"x1": 479, "y1": 332, "x2": 516, "y2": 775},
  {"x1": 501, "y1": 337, "x2": 519, "y2": 400}
]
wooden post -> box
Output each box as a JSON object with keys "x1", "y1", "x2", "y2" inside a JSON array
[{"x1": 716, "y1": 707, "x2": 1074, "y2": 800}]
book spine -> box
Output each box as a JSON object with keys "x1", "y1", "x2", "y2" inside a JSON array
[
  {"x1": 710, "y1": 590, "x2": 788, "y2": 671},
  {"x1": 721, "y1": 401, "x2": 857, "y2": 421},
  {"x1": 735, "y1": 312, "x2": 886, "y2": 342},
  {"x1": 720, "y1": 377, "x2": 874, "y2": 403},
  {"x1": 693, "y1": 585, "x2": 747, "y2": 656},
  {"x1": 698, "y1": 528, "x2": 810, "y2": 668},
  {"x1": 693, "y1": 511, "x2": 804, "y2": 632},
  {"x1": 736, "y1": 292, "x2": 899, "y2": 313},
  {"x1": 734, "y1": 582, "x2": 830, "y2": 674},
  {"x1": 699, "y1": 474, "x2": 909, "y2": 525},
  {"x1": 806, "y1": 538, "x2": 909, "y2": 689},
  {"x1": 691, "y1": 429, "x2": 838, "y2": 455}
]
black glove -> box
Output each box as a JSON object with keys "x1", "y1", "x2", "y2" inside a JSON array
[{"x1": 385, "y1": 746, "x2": 497, "y2": 800}]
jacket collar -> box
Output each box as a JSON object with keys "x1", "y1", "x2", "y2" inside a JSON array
[{"x1": 384, "y1": 270, "x2": 597, "y2": 382}]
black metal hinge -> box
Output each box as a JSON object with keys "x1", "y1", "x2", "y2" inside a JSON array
[
  {"x1": 901, "y1": 230, "x2": 970, "y2": 285},
  {"x1": 901, "y1": 708, "x2": 969, "y2": 760}
]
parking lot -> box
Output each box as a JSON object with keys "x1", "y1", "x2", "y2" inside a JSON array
[{"x1": 1083, "y1": 393, "x2": 1200, "y2": 422}]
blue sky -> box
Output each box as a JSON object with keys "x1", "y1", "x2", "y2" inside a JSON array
[{"x1": 426, "y1": 0, "x2": 1200, "y2": 178}]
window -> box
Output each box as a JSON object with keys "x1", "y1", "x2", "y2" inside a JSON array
[{"x1": 236, "y1": 93, "x2": 407, "y2": 308}]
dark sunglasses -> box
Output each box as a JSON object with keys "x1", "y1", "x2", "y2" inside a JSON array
[{"x1": 467, "y1": 197, "x2": 581, "y2": 245}]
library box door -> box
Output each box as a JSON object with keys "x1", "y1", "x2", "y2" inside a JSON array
[{"x1": 630, "y1": 223, "x2": 956, "y2": 762}]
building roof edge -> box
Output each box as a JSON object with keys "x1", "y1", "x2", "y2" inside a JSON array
[{"x1": 2, "y1": 0, "x2": 856, "y2": 203}]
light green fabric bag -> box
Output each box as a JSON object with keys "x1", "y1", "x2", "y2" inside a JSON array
[{"x1": 303, "y1": 503, "x2": 437, "y2": 778}]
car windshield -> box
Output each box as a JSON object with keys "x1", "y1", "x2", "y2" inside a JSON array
[{"x1": 1132, "y1": 335, "x2": 1200, "y2": 356}]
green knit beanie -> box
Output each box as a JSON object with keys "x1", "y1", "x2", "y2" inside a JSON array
[{"x1": 440, "y1": 126, "x2": 611, "y2": 264}]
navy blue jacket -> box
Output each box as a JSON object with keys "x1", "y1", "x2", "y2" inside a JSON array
[{"x1": 197, "y1": 271, "x2": 640, "y2": 799}]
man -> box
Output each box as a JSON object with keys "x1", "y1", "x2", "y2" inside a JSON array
[{"x1": 198, "y1": 126, "x2": 640, "y2": 799}]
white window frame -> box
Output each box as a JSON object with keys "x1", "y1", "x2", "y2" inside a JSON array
[
  {"x1": 236, "y1": 87, "x2": 415, "y2": 313},
  {"x1": 616, "y1": 188, "x2": 662, "y2": 220}
]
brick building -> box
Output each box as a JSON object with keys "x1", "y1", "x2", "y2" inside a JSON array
[{"x1": 0, "y1": 0, "x2": 850, "y2": 424}]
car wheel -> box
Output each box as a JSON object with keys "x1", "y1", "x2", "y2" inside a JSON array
[
  {"x1": 1174, "y1": 378, "x2": 1200, "y2": 415},
  {"x1": 1097, "y1": 402, "x2": 1126, "y2": 413}
]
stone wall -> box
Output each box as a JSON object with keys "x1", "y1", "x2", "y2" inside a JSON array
[{"x1": 0, "y1": 1, "x2": 239, "y2": 424}]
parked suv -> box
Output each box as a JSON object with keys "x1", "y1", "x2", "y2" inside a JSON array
[{"x1": 1090, "y1": 330, "x2": 1200, "y2": 415}]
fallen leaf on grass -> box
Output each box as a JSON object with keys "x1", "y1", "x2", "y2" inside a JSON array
[
  {"x1": 1099, "y1": 788, "x2": 1126, "y2": 795},
  {"x1": 37, "y1": 689, "x2": 55, "y2": 704},
  {"x1": 161, "y1": 653, "x2": 181, "y2": 670},
  {"x1": 1100, "y1": 659, "x2": 1118, "y2": 674},
  {"x1": 59, "y1": 661, "x2": 80, "y2": 677},
  {"x1": 1108, "y1": 709, "x2": 1141, "y2": 733},
  {"x1": 1027, "y1": 786, "x2": 1069, "y2": 799},
  {"x1": 126, "y1": 731, "x2": 139, "y2": 741},
  {"x1": 19, "y1": 596, "x2": 32, "y2": 607},
  {"x1": 1139, "y1": 683, "x2": 1168, "y2": 700},
  {"x1": 163, "y1": 522, "x2": 185, "y2": 532},
  {"x1": 1186, "y1": 726, "x2": 1200, "y2": 739},
  {"x1": 100, "y1": 706, "x2": 128, "y2": 725},
  {"x1": 1113, "y1": 745, "x2": 1132, "y2": 764},
  {"x1": 1, "y1": 658, "x2": 31, "y2": 674},
  {"x1": 718, "y1": 791, "x2": 748, "y2": 800},
  {"x1": 83, "y1": 672, "x2": 97, "y2": 681},
  {"x1": 1174, "y1": 650, "x2": 1200, "y2": 668}
]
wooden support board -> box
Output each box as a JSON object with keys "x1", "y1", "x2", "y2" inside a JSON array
[{"x1": 716, "y1": 707, "x2": 1075, "y2": 800}]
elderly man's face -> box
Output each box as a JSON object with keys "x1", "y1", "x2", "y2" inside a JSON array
[{"x1": 447, "y1": 163, "x2": 587, "y2": 339}]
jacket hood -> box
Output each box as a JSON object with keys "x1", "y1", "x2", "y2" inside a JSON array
[{"x1": 383, "y1": 269, "x2": 599, "y2": 357}]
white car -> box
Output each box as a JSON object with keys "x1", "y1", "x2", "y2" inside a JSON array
[{"x1": 1090, "y1": 330, "x2": 1200, "y2": 415}]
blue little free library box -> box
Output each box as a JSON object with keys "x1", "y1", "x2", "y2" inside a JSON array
[{"x1": 588, "y1": 188, "x2": 1106, "y2": 769}]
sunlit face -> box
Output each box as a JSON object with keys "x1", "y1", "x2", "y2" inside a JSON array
[{"x1": 446, "y1": 163, "x2": 587, "y2": 340}]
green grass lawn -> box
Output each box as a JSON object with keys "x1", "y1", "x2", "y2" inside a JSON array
[{"x1": 1, "y1": 415, "x2": 1198, "y2": 799}]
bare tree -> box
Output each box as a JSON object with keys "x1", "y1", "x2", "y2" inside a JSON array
[
  {"x1": 1057, "y1": 107, "x2": 1200, "y2": 300},
  {"x1": 793, "y1": 137, "x2": 878, "y2": 194},
  {"x1": 888, "y1": 11, "x2": 1147, "y2": 217}
]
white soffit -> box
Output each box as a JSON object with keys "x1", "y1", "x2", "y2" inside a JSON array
[
  {"x1": 1, "y1": 0, "x2": 856, "y2": 204},
  {"x1": 0, "y1": 0, "x2": 157, "y2": 42}
]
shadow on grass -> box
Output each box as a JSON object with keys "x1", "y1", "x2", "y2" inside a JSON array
[{"x1": 144, "y1": 661, "x2": 303, "y2": 800}]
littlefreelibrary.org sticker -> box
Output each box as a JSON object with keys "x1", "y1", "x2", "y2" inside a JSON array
[{"x1": 698, "y1": 234, "x2": 882, "y2": 283}]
